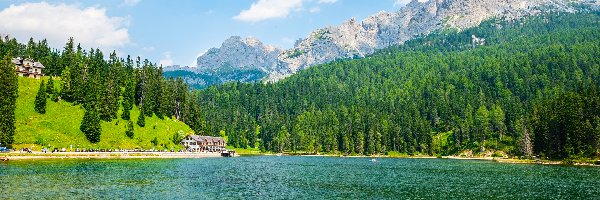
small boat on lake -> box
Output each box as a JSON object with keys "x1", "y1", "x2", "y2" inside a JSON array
[{"x1": 221, "y1": 150, "x2": 236, "y2": 157}]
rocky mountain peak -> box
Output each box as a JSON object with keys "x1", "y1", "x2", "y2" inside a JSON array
[{"x1": 196, "y1": 36, "x2": 283, "y2": 73}]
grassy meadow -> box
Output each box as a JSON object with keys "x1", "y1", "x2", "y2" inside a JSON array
[{"x1": 13, "y1": 76, "x2": 193, "y2": 151}]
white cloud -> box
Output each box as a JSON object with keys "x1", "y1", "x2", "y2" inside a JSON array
[
  {"x1": 121, "y1": 0, "x2": 141, "y2": 7},
  {"x1": 0, "y1": 2, "x2": 130, "y2": 50},
  {"x1": 233, "y1": 0, "x2": 339, "y2": 23},
  {"x1": 233, "y1": 0, "x2": 304, "y2": 23},
  {"x1": 159, "y1": 52, "x2": 173, "y2": 67}
]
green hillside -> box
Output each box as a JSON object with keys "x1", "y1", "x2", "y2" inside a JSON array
[
  {"x1": 194, "y1": 12, "x2": 600, "y2": 159},
  {"x1": 13, "y1": 76, "x2": 193, "y2": 150}
]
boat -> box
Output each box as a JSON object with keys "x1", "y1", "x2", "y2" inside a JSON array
[{"x1": 221, "y1": 150, "x2": 236, "y2": 157}]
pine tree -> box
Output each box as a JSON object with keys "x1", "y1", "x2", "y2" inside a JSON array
[
  {"x1": 70, "y1": 46, "x2": 86, "y2": 104},
  {"x1": 34, "y1": 81, "x2": 47, "y2": 114},
  {"x1": 80, "y1": 106, "x2": 101, "y2": 143},
  {"x1": 475, "y1": 105, "x2": 490, "y2": 150},
  {"x1": 122, "y1": 103, "x2": 131, "y2": 120},
  {"x1": 46, "y1": 76, "x2": 54, "y2": 94},
  {"x1": 0, "y1": 54, "x2": 18, "y2": 147},
  {"x1": 125, "y1": 121, "x2": 134, "y2": 138},
  {"x1": 25, "y1": 37, "x2": 36, "y2": 59},
  {"x1": 98, "y1": 76, "x2": 118, "y2": 121},
  {"x1": 98, "y1": 51, "x2": 120, "y2": 121},
  {"x1": 137, "y1": 109, "x2": 146, "y2": 127},
  {"x1": 490, "y1": 104, "x2": 506, "y2": 140},
  {"x1": 121, "y1": 77, "x2": 135, "y2": 120},
  {"x1": 60, "y1": 66, "x2": 72, "y2": 101},
  {"x1": 275, "y1": 126, "x2": 289, "y2": 153},
  {"x1": 61, "y1": 37, "x2": 75, "y2": 71}
]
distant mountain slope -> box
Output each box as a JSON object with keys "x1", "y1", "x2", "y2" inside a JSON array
[
  {"x1": 168, "y1": 0, "x2": 596, "y2": 88},
  {"x1": 13, "y1": 77, "x2": 193, "y2": 150},
  {"x1": 163, "y1": 68, "x2": 266, "y2": 89}
]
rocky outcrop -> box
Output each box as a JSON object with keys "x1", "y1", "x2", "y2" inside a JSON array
[{"x1": 196, "y1": 36, "x2": 282, "y2": 73}]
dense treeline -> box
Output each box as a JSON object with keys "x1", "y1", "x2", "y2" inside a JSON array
[
  {"x1": 532, "y1": 90, "x2": 600, "y2": 159},
  {"x1": 0, "y1": 37, "x2": 202, "y2": 145},
  {"x1": 0, "y1": 55, "x2": 18, "y2": 147},
  {"x1": 195, "y1": 13, "x2": 600, "y2": 158}
]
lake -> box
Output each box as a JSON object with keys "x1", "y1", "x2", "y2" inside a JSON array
[{"x1": 1, "y1": 156, "x2": 599, "y2": 199}]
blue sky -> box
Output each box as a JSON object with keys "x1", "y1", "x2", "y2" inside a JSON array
[{"x1": 0, "y1": 0, "x2": 409, "y2": 67}]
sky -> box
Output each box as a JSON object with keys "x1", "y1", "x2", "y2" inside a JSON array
[{"x1": 0, "y1": 0, "x2": 412, "y2": 67}]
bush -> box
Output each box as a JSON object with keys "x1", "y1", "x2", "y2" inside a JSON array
[
  {"x1": 151, "y1": 137, "x2": 158, "y2": 146},
  {"x1": 492, "y1": 151, "x2": 503, "y2": 157},
  {"x1": 172, "y1": 130, "x2": 184, "y2": 144}
]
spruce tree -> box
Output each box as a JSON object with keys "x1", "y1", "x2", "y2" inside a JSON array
[
  {"x1": 125, "y1": 120, "x2": 134, "y2": 138},
  {"x1": 137, "y1": 109, "x2": 146, "y2": 127},
  {"x1": 46, "y1": 76, "x2": 54, "y2": 94},
  {"x1": 121, "y1": 78, "x2": 135, "y2": 120},
  {"x1": 80, "y1": 106, "x2": 101, "y2": 143},
  {"x1": 60, "y1": 66, "x2": 72, "y2": 101},
  {"x1": 98, "y1": 76, "x2": 118, "y2": 121},
  {"x1": 34, "y1": 81, "x2": 47, "y2": 114},
  {"x1": 122, "y1": 103, "x2": 131, "y2": 120},
  {"x1": 0, "y1": 54, "x2": 18, "y2": 147}
]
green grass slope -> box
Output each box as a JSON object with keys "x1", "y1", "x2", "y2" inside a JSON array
[{"x1": 13, "y1": 76, "x2": 193, "y2": 151}]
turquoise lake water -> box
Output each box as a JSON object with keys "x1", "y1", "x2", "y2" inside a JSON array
[{"x1": 1, "y1": 156, "x2": 599, "y2": 199}]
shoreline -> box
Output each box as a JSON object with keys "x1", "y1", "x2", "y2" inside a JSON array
[
  {"x1": 3, "y1": 152, "x2": 598, "y2": 167},
  {"x1": 294, "y1": 154, "x2": 600, "y2": 166},
  {"x1": 1, "y1": 151, "x2": 224, "y2": 160}
]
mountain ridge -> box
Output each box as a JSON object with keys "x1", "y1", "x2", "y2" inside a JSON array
[{"x1": 166, "y1": 0, "x2": 597, "y2": 88}]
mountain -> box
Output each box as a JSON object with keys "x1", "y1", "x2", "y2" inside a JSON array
[
  {"x1": 193, "y1": 12, "x2": 600, "y2": 157},
  {"x1": 168, "y1": 0, "x2": 597, "y2": 88},
  {"x1": 164, "y1": 36, "x2": 281, "y2": 89},
  {"x1": 197, "y1": 36, "x2": 282, "y2": 73},
  {"x1": 273, "y1": 0, "x2": 584, "y2": 80}
]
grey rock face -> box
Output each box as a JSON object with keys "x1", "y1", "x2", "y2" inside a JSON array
[{"x1": 196, "y1": 36, "x2": 282, "y2": 73}]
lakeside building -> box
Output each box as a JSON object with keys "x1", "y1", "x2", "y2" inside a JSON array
[
  {"x1": 180, "y1": 135, "x2": 226, "y2": 152},
  {"x1": 13, "y1": 57, "x2": 45, "y2": 79}
]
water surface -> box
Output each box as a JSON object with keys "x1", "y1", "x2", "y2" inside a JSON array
[{"x1": 1, "y1": 156, "x2": 599, "y2": 199}]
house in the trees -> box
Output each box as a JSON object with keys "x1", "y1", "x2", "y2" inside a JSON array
[
  {"x1": 180, "y1": 135, "x2": 226, "y2": 152},
  {"x1": 13, "y1": 57, "x2": 44, "y2": 79}
]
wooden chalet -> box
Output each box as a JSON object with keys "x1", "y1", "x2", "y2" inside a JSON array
[
  {"x1": 13, "y1": 57, "x2": 44, "y2": 79},
  {"x1": 180, "y1": 135, "x2": 226, "y2": 152}
]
